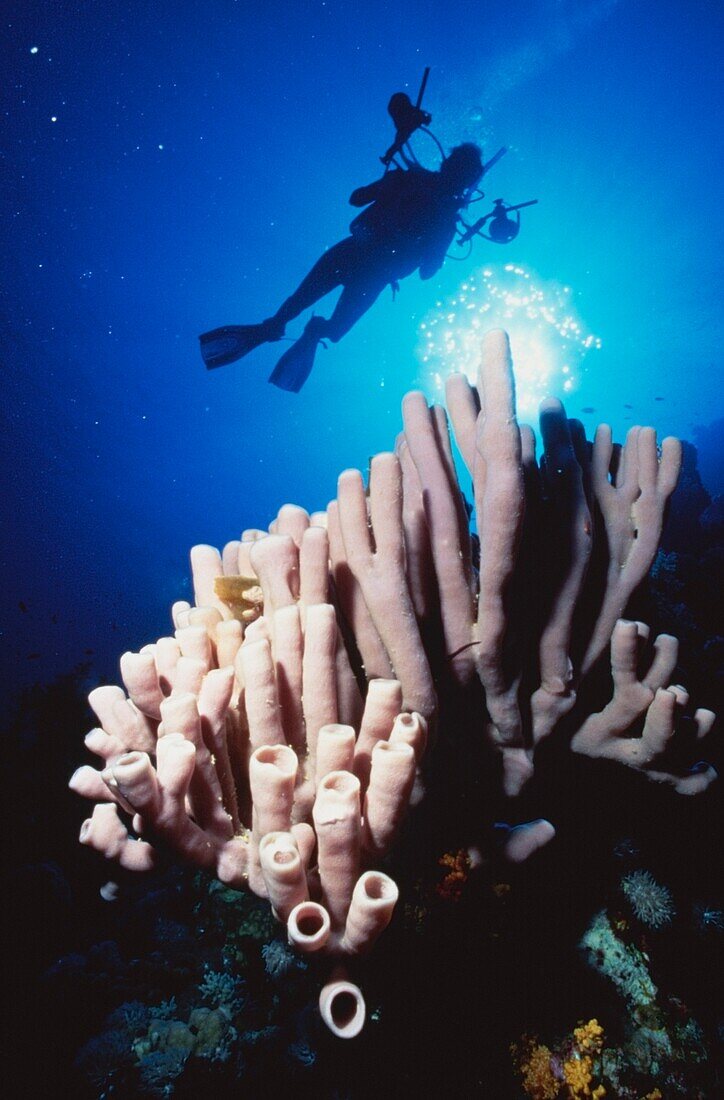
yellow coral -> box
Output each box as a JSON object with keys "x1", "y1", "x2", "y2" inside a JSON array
[
  {"x1": 515, "y1": 1019, "x2": 607, "y2": 1099},
  {"x1": 436, "y1": 849, "x2": 471, "y2": 901},
  {"x1": 513, "y1": 1039, "x2": 560, "y2": 1099},
  {"x1": 573, "y1": 1019, "x2": 604, "y2": 1055},
  {"x1": 642, "y1": 1092, "x2": 662, "y2": 1100},
  {"x1": 563, "y1": 1054, "x2": 594, "y2": 1096}
]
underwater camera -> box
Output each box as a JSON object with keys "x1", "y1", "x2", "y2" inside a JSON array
[{"x1": 458, "y1": 198, "x2": 538, "y2": 246}]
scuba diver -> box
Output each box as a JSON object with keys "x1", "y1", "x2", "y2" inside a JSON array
[
  {"x1": 200, "y1": 142, "x2": 484, "y2": 392},
  {"x1": 200, "y1": 69, "x2": 536, "y2": 391}
]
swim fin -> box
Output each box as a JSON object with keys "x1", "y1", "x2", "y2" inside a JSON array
[
  {"x1": 199, "y1": 320, "x2": 281, "y2": 370},
  {"x1": 268, "y1": 317, "x2": 326, "y2": 392}
]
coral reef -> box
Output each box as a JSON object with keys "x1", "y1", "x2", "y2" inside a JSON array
[
  {"x1": 514, "y1": 993, "x2": 710, "y2": 1099},
  {"x1": 576, "y1": 894, "x2": 711, "y2": 1096},
  {"x1": 509, "y1": 861, "x2": 715, "y2": 1098},
  {"x1": 53, "y1": 869, "x2": 321, "y2": 1096},
  {"x1": 648, "y1": 437, "x2": 724, "y2": 718},
  {"x1": 68, "y1": 329, "x2": 717, "y2": 1045},
  {"x1": 581, "y1": 910, "x2": 658, "y2": 1012},
  {"x1": 512, "y1": 1019, "x2": 607, "y2": 1099}
]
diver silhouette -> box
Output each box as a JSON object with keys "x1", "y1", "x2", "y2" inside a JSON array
[{"x1": 200, "y1": 143, "x2": 484, "y2": 392}]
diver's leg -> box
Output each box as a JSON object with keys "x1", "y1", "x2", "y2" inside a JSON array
[
  {"x1": 317, "y1": 276, "x2": 387, "y2": 342},
  {"x1": 199, "y1": 322, "x2": 280, "y2": 369},
  {"x1": 272, "y1": 238, "x2": 356, "y2": 327},
  {"x1": 268, "y1": 276, "x2": 387, "y2": 392},
  {"x1": 199, "y1": 239, "x2": 356, "y2": 369}
]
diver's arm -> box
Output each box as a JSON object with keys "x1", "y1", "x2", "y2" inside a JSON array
[
  {"x1": 349, "y1": 178, "x2": 383, "y2": 207},
  {"x1": 349, "y1": 170, "x2": 402, "y2": 207}
]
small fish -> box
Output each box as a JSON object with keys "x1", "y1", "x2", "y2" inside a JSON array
[
  {"x1": 623, "y1": 403, "x2": 634, "y2": 409},
  {"x1": 655, "y1": 396, "x2": 665, "y2": 401},
  {"x1": 613, "y1": 838, "x2": 640, "y2": 859},
  {"x1": 18, "y1": 600, "x2": 28, "y2": 613},
  {"x1": 84, "y1": 648, "x2": 95, "y2": 655},
  {"x1": 580, "y1": 406, "x2": 596, "y2": 414},
  {"x1": 27, "y1": 652, "x2": 40, "y2": 659},
  {"x1": 51, "y1": 613, "x2": 58, "y2": 624}
]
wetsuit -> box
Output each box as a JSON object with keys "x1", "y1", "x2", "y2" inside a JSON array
[{"x1": 271, "y1": 166, "x2": 460, "y2": 342}]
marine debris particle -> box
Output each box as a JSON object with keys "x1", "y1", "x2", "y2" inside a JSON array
[{"x1": 213, "y1": 575, "x2": 263, "y2": 622}]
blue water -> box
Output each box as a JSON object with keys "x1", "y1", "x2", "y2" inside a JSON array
[{"x1": 2, "y1": 0, "x2": 722, "y2": 691}]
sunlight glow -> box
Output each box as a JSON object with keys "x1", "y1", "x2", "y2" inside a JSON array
[{"x1": 418, "y1": 264, "x2": 601, "y2": 421}]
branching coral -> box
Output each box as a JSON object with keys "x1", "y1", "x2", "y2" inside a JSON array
[
  {"x1": 69, "y1": 329, "x2": 717, "y2": 1039},
  {"x1": 73, "y1": 516, "x2": 440, "y2": 1028},
  {"x1": 570, "y1": 622, "x2": 716, "y2": 792},
  {"x1": 71, "y1": 606, "x2": 424, "y2": 1034},
  {"x1": 401, "y1": 331, "x2": 713, "y2": 795}
]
